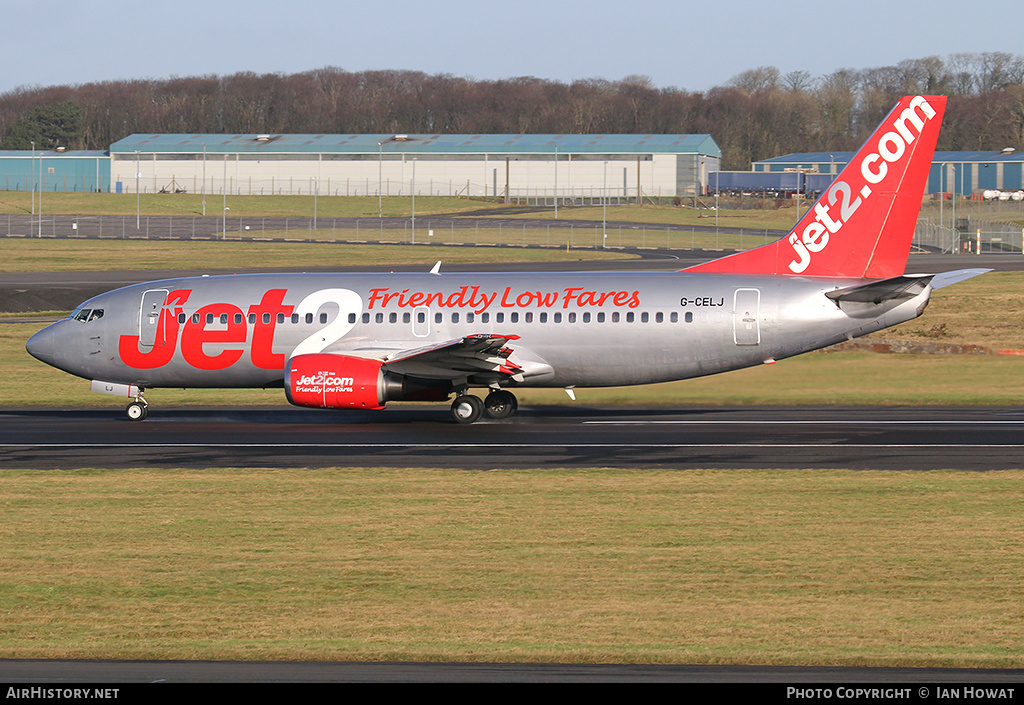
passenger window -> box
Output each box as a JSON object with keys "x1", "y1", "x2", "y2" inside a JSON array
[
  {"x1": 481, "y1": 313, "x2": 489, "y2": 323},
  {"x1": 349, "y1": 313, "x2": 357, "y2": 324},
  {"x1": 362, "y1": 313, "x2": 370, "y2": 324},
  {"x1": 596, "y1": 312, "x2": 604, "y2": 323},
  {"x1": 612, "y1": 312, "x2": 620, "y2": 323},
  {"x1": 291, "y1": 313, "x2": 299, "y2": 324},
  {"x1": 641, "y1": 312, "x2": 649, "y2": 323},
  {"x1": 496, "y1": 313, "x2": 504, "y2": 323},
  {"x1": 510, "y1": 312, "x2": 518, "y2": 323},
  {"x1": 376, "y1": 313, "x2": 384, "y2": 323},
  {"x1": 568, "y1": 312, "x2": 577, "y2": 323},
  {"x1": 626, "y1": 312, "x2": 635, "y2": 323},
  {"x1": 467, "y1": 313, "x2": 475, "y2": 323},
  {"x1": 525, "y1": 312, "x2": 533, "y2": 323},
  {"x1": 582, "y1": 312, "x2": 590, "y2": 323},
  {"x1": 320, "y1": 313, "x2": 329, "y2": 324},
  {"x1": 540, "y1": 312, "x2": 547, "y2": 323},
  {"x1": 249, "y1": 313, "x2": 256, "y2": 324},
  {"x1": 554, "y1": 313, "x2": 562, "y2": 323},
  {"x1": 235, "y1": 313, "x2": 244, "y2": 324},
  {"x1": 685, "y1": 312, "x2": 693, "y2": 323},
  {"x1": 671, "y1": 312, "x2": 678, "y2": 323},
  {"x1": 192, "y1": 314, "x2": 201, "y2": 324},
  {"x1": 277, "y1": 313, "x2": 285, "y2": 324},
  {"x1": 435, "y1": 313, "x2": 443, "y2": 324},
  {"x1": 389, "y1": 313, "x2": 397, "y2": 323},
  {"x1": 656, "y1": 312, "x2": 664, "y2": 323},
  {"x1": 403, "y1": 312, "x2": 411, "y2": 324},
  {"x1": 305, "y1": 313, "x2": 314, "y2": 324},
  {"x1": 452, "y1": 312, "x2": 460, "y2": 323}
]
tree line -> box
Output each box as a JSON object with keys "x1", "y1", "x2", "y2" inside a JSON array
[{"x1": 1, "y1": 53, "x2": 1023, "y2": 171}]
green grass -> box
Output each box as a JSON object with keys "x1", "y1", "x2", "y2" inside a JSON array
[
  {"x1": 0, "y1": 238, "x2": 631, "y2": 272},
  {"x1": 2, "y1": 466, "x2": 1023, "y2": 666}
]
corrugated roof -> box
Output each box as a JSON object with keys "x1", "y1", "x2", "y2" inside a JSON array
[
  {"x1": 110, "y1": 133, "x2": 720, "y2": 157},
  {"x1": 0, "y1": 150, "x2": 108, "y2": 158}
]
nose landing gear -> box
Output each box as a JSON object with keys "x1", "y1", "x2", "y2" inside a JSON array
[{"x1": 126, "y1": 393, "x2": 149, "y2": 422}]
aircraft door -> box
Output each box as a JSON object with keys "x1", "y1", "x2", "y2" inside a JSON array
[
  {"x1": 733, "y1": 288, "x2": 760, "y2": 346},
  {"x1": 139, "y1": 289, "x2": 170, "y2": 347}
]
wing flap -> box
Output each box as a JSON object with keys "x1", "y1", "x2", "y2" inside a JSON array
[{"x1": 320, "y1": 333, "x2": 550, "y2": 385}]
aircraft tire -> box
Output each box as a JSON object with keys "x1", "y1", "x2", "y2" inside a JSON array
[
  {"x1": 126, "y1": 401, "x2": 149, "y2": 422},
  {"x1": 450, "y1": 395, "x2": 484, "y2": 424},
  {"x1": 484, "y1": 390, "x2": 518, "y2": 419}
]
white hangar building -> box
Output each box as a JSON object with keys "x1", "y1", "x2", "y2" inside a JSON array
[{"x1": 108, "y1": 133, "x2": 721, "y2": 202}]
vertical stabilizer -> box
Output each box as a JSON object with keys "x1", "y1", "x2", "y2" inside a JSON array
[{"x1": 685, "y1": 95, "x2": 947, "y2": 279}]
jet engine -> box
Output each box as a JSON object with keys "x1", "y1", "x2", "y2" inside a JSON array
[{"x1": 284, "y1": 353, "x2": 448, "y2": 410}]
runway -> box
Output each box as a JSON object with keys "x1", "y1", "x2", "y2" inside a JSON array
[{"x1": 3, "y1": 405, "x2": 1023, "y2": 470}]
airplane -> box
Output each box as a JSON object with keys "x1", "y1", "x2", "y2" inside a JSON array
[{"x1": 26, "y1": 95, "x2": 989, "y2": 424}]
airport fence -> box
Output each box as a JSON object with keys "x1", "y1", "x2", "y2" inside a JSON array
[
  {"x1": 6, "y1": 213, "x2": 1022, "y2": 255},
  {"x1": 914, "y1": 216, "x2": 1024, "y2": 253},
  {"x1": 0, "y1": 213, "x2": 782, "y2": 252}
]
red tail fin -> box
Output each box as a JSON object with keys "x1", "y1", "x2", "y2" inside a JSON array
[{"x1": 686, "y1": 95, "x2": 946, "y2": 279}]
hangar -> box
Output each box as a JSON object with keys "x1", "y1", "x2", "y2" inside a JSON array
[{"x1": 106, "y1": 133, "x2": 721, "y2": 202}]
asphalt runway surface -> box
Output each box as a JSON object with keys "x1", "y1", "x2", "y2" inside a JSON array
[
  {"x1": 3, "y1": 405, "x2": 1024, "y2": 471},
  {"x1": 3, "y1": 659, "x2": 1023, "y2": 683}
]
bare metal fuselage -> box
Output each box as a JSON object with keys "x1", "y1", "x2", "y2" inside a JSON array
[{"x1": 30, "y1": 270, "x2": 930, "y2": 391}]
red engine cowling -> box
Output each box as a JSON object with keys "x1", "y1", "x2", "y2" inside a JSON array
[{"x1": 285, "y1": 354, "x2": 386, "y2": 410}]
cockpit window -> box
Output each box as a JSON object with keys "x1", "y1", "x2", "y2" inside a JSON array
[{"x1": 72, "y1": 308, "x2": 104, "y2": 322}]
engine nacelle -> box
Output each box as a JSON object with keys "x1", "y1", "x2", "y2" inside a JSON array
[
  {"x1": 285, "y1": 354, "x2": 387, "y2": 410},
  {"x1": 285, "y1": 353, "x2": 451, "y2": 410}
]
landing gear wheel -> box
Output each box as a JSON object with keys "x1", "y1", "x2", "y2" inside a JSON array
[
  {"x1": 126, "y1": 401, "x2": 149, "y2": 422},
  {"x1": 450, "y1": 394, "x2": 484, "y2": 424},
  {"x1": 484, "y1": 390, "x2": 518, "y2": 419}
]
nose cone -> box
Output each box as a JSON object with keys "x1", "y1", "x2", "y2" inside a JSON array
[{"x1": 26, "y1": 323, "x2": 61, "y2": 367}]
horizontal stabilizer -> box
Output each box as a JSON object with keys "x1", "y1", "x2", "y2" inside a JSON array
[
  {"x1": 825, "y1": 274, "x2": 934, "y2": 304},
  {"x1": 929, "y1": 268, "x2": 992, "y2": 290}
]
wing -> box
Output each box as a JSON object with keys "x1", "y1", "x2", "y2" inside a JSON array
[{"x1": 322, "y1": 334, "x2": 553, "y2": 387}]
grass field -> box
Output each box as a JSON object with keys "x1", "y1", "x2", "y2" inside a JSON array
[
  {"x1": 0, "y1": 238, "x2": 631, "y2": 273},
  {"x1": 2, "y1": 466, "x2": 1023, "y2": 666}
]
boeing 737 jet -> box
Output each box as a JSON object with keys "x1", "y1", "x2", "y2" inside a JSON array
[{"x1": 27, "y1": 95, "x2": 987, "y2": 423}]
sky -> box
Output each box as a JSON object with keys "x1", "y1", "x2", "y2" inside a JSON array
[{"x1": 2, "y1": 0, "x2": 1018, "y2": 95}]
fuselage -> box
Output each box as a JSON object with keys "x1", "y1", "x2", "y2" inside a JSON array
[{"x1": 27, "y1": 270, "x2": 932, "y2": 391}]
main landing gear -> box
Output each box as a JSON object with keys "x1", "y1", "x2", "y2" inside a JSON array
[{"x1": 450, "y1": 390, "x2": 519, "y2": 424}]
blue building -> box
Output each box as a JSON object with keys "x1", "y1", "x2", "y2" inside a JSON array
[
  {"x1": 750, "y1": 151, "x2": 1024, "y2": 197},
  {"x1": 0, "y1": 150, "x2": 110, "y2": 193}
]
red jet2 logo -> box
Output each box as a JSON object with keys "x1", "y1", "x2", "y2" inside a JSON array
[
  {"x1": 787, "y1": 96, "x2": 937, "y2": 273},
  {"x1": 119, "y1": 289, "x2": 292, "y2": 371}
]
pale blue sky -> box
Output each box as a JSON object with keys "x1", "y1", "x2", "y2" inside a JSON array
[{"x1": 2, "y1": 0, "x2": 1016, "y2": 94}]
